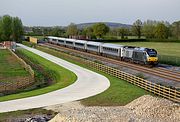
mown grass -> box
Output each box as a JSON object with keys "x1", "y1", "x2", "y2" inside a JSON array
[
  {"x1": 0, "y1": 49, "x2": 76, "y2": 102},
  {"x1": 36, "y1": 45, "x2": 150, "y2": 106},
  {"x1": 113, "y1": 42, "x2": 180, "y2": 66},
  {"x1": 0, "y1": 50, "x2": 29, "y2": 80},
  {"x1": 113, "y1": 42, "x2": 180, "y2": 57}
]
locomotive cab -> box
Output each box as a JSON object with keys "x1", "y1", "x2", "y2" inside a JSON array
[{"x1": 145, "y1": 48, "x2": 158, "y2": 65}]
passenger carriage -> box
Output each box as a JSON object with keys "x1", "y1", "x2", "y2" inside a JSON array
[
  {"x1": 74, "y1": 40, "x2": 87, "y2": 51},
  {"x1": 101, "y1": 43, "x2": 124, "y2": 59},
  {"x1": 48, "y1": 36, "x2": 58, "y2": 44},
  {"x1": 57, "y1": 37, "x2": 66, "y2": 46},
  {"x1": 86, "y1": 41, "x2": 103, "y2": 54},
  {"x1": 65, "y1": 38, "x2": 75, "y2": 48}
]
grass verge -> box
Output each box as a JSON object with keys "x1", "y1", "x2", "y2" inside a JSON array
[
  {"x1": 36, "y1": 45, "x2": 150, "y2": 106},
  {"x1": 0, "y1": 49, "x2": 29, "y2": 79},
  {"x1": 0, "y1": 48, "x2": 76, "y2": 102}
]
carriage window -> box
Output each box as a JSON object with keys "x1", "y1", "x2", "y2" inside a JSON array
[
  {"x1": 66, "y1": 41, "x2": 73, "y2": 44},
  {"x1": 87, "y1": 45, "x2": 98, "y2": 49},
  {"x1": 75, "y1": 43, "x2": 84, "y2": 46},
  {"x1": 52, "y1": 39, "x2": 56, "y2": 42},
  {"x1": 58, "y1": 40, "x2": 64, "y2": 43}
]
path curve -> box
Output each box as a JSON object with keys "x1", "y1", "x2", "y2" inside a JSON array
[{"x1": 0, "y1": 44, "x2": 110, "y2": 113}]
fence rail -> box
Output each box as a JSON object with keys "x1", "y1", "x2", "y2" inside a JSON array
[{"x1": 54, "y1": 50, "x2": 180, "y2": 103}]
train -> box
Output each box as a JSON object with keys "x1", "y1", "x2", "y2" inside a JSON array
[{"x1": 47, "y1": 36, "x2": 158, "y2": 66}]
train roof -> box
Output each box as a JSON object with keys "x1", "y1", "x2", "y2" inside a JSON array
[
  {"x1": 87, "y1": 41, "x2": 103, "y2": 46},
  {"x1": 65, "y1": 38, "x2": 76, "y2": 42},
  {"x1": 48, "y1": 36, "x2": 66, "y2": 41},
  {"x1": 102, "y1": 43, "x2": 124, "y2": 49},
  {"x1": 74, "y1": 39, "x2": 87, "y2": 43}
]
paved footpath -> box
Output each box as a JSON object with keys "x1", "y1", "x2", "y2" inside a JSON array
[{"x1": 0, "y1": 44, "x2": 110, "y2": 113}]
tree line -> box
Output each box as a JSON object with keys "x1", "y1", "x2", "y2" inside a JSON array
[
  {"x1": 0, "y1": 15, "x2": 24, "y2": 42},
  {"x1": 26, "y1": 20, "x2": 180, "y2": 40}
]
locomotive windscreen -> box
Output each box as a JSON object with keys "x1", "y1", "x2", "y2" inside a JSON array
[{"x1": 147, "y1": 49, "x2": 157, "y2": 57}]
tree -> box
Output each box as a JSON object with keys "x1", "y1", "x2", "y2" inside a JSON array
[
  {"x1": 142, "y1": 20, "x2": 157, "y2": 39},
  {"x1": 83, "y1": 26, "x2": 94, "y2": 39},
  {"x1": 1, "y1": 15, "x2": 12, "y2": 41},
  {"x1": 0, "y1": 15, "x2": 24, "y2": 42},
  {"x1": 117, "y1": 28, "x2": 129, "y2": 39},
  {"x1": 155, "y1": 23, "x2": 169, "y2": 39},
  {"x1": 171, "y1": 21, "x2": 180, "y2": 39},
  {"x1": 50, "y1": 27, "x2": 65, "y2": 37},
  {"x1": 66, "y1": 23, "x2": 78, "y2": 37},
  {"x1": 132, "y1": 19, "x2": 142, "y2": 39},
  {"x1": 92, "y1": 23, "x2": 109, "y2": 38},
  {"x1": 0, "y1": 17, "x2": 2, "y2": 42},
  {"x1": 12, "y1": 17, "x2": 24, "y2": 42}
]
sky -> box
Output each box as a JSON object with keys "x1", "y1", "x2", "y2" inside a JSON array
[{"x1": 0, "y1": 0, "x2": 180, "y2": 26}]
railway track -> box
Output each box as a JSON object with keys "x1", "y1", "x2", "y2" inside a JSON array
[{"x1": 41, "y1": 43, "x2": 180, "y2": 83}]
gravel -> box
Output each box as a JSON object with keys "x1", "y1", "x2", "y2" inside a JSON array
[{"x1": 46, "y1": 95, "x2": 180, "y2": 122}]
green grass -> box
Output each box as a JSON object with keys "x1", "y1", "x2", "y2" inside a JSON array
[
  {"x1": 0, "y1": 49, "x2": 76, "y2": 102},
  {"x1": 113, "y1": 42, "x2": 180, "y2": 66},
  {"x1": 36, "y1": 45, "x2": 149, "y2": 106},
  {"x1": 32, "y1": 36, "x2": 45, "y2": 40},
  {"x1": 25, "y1": 36, "x2": 45, "y2": 40},
  {"x1": 113, "y1": 42, "x2": 180, "y2": 57},
  {"x1": 0, "y1": 50, "x2": 29, "y2": 81}
]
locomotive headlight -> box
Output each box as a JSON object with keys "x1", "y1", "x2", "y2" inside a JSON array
[{"x1": 148, "y1": 57, "x2": 158, "y2": 62}]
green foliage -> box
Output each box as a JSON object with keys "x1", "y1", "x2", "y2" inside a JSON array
[
  {"x1": 117, "y1": 28, "x2": 129, "y2": 39},
  {"x1": 66, "y1": 23, "x2": 78, "y2": 37},
  {"x1": 0, "y1": 17, "x2": 2, "y2": 42},
  {"x1": 50, "y1": 27, "x2": 65, "y2": 37},
  {"x1": 132, "y1": 19, "x2": 143, "y2": 39},
  {"x1": 155, "y1": 23, "x2": 169, "y2": 39},
  {"x1": 83, "y1": 26, "x2": 94, "y2": 39},
  {"x1": 1, "y1": 15, "x2": 12, "y2": 41},
  {"x1": 171, "y1": 21, "x2": 180, "y2": 39},
  {"x1": 0, "y1": 15, "x2": 24, "y2": 42},
  {"x1": 92, "y1": 23, "x2": 109, "y2": 38},
  {"x1": 142, "y1": 20, "x2": 157, "y2": 38},
  {"x1": 12, "y1": 17, "x2": 24, "y2": 42}
]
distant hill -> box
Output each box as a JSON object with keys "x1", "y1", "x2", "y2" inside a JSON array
[{"x1": 76, "y1": 22, "x2": 132, "y2": 29}]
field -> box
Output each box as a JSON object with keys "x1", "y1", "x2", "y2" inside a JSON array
[
  {"x1": 36, "y1": 45, "x2": 150, "y2": 106},
  {"x1": 0, "y1": 50, "x2": 29, "y2": 82},
  {"x1": 113, "y1": 42, "x2": 180, "y2": 57},
  {"x1": 0, "y1": 49, "x2": 76, "y2": 102},
  {"x1": 113, "y1": 42, "x2": 180, "y2": 66}
]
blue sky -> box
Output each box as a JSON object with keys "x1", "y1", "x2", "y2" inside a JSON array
[{"x1": 0, "y1": 0, "x2": 180, "y2": 26}]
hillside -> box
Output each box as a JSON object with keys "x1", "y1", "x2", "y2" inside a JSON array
[{"x1": 76, "y1": 22, "x2": 132, "y2": 29}]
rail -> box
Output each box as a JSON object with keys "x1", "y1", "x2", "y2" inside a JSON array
[{"x1": 52, "y1": 48, "x2": 180, "y2": 103}]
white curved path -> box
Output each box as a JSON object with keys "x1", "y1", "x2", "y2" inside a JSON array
[{"x1": 0, "y1": 44, "x2": 110, "y2": 113}]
